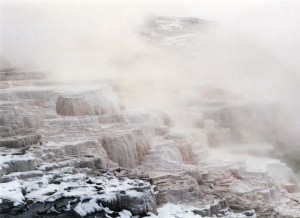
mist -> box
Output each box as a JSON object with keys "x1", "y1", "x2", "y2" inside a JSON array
[
  {"x1": 1, "y1": 1, "x2": 300, "y2": 157},
  {"x1": 1, "y1": 1, "x2": 300, "y2": 216},
  {"x1": 1, "y1": 0, "x2": 300, "y2": 139},
  {"x1": 1, "y1": 0, "x2": 300, "y2": 91}
]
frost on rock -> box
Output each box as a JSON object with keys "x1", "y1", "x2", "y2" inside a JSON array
[
  {"x1": 1, "y1": 16, "x2": 300, "y2": 218},
  {"x1": 147, "y1": 203, "x2": 256, "y2": 218},
  {"x1": 142, "y1": 16, "x2": 213, "y2": 50},
  {"x1": 0, "y1": 169, "x2": 157, "y2": 217},
  {"x1": 1, "y1": 66, "x2": 300, "y2": 218}
]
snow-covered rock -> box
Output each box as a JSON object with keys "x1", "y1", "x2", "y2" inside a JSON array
[{"x1": 0, "y1": 169, "x2": 157, "y2": 217}]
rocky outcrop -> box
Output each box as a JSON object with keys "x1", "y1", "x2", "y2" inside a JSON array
[
  {"x1": 151, "y1": 172, "x2": 237, "y2": 217},
  {"x1": 100, "y1": 129, "x2": 150, "y2": 168},
  {"x1": 153, "y1": 174, "x2": 202, "y2": 205},
  {"x1": 56, "y1": 89, "x2": 121, "y2": 116},
  {"x1": 1, "y1": 68, "x2": 300, "y2": 218},
  {"x1": 0, "y1": 154, "x2": 38, "y2": 175},
  {"x1": 164, "y1": 132, "x2": 196, "y2": 164},
  {"x1": 0, "y1": 134, "x2": 41, "y2": 148},
  {"x1": 0, "y1": 169, "x2": 157, "y2": 217},
  {"x1": 56, "y1": 95, "x2": 94, "y2": 116},
  {"x1": 142, "y1": 131, "x2": 196, "y2": 169}
]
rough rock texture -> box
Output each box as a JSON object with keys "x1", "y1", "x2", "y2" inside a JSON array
[
  {"x1": 1, "y1": 70, "x2": 299, "y2": 218},
  {"x1": 0, "y1": 134, "x2": 41, "y2": 148},
  {"x1": 101, "y1": 129, "x2": 150, "y2": 168},
  {"x1": 0, "y1": 71, "x2": 163, "y2": 217},
  {"x1": 1, "y1": 17, "x2": 300, "y2": 217},
  {"x1": 56, "y1": 89, "x2": 121, "y2": 116},
  {"x1": 0, "y1": 169, "x2": 157, "y2": 217},
  {"x1": 56, "y1": 95, "x2": 94, "y2": 116},
  {"x1": 142, "y1": 16, "x2": 213, "y2": 50}
]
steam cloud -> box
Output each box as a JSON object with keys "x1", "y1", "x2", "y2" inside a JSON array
[{"x1": 1, "y1": 0, "x2": 300, "y2": 146}]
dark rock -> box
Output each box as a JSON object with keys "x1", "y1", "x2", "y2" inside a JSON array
[{"x1": 193, "y1": 208, "x2": 210, "y2": 217}]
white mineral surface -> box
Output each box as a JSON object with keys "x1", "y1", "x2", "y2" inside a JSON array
[{"x1": 1, "y1": 1, "x2": 300, "y2": 217}]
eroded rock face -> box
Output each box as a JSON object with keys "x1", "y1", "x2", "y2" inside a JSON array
[
  {"x1": 0, "y1": 156, "x2": 38, "y2": 175},
  {"x1": 0, "y1": 134, "x2": 41, "y2": 148},
  {"x1": 56, "y1": 96, "x2": 94, "y2": 116},
  {"x1": 0, "y1": 70, "x2": 164, "y2": 217},
  {"x1": 141, "y1": 131, "x2": 196, "y2": 169},
  {"x1": 101, "y1": 129, "x2": 150, "y2": 168},
  {"x1": 164, "y1": 132, "x2": 196, "y2": 164},
  {"x1": 153, "y1": 174, "x2": 202, "y2": 205},
  {"x1": 56, "y1": 89, "x2": 121, "y2": 116},
  {"x1": 1, "y1": 59, "x2": 300, "y2": 218},
  {"x1": 150, "y1": 172, "x2": 248, "y2": 217}
]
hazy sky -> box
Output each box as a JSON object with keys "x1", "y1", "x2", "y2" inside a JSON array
[
  {"x1": 1, "y1": 0, "x2": 300, "y2": 73},
  {"x1": 1, "y1": 0, "x2": 300, "y2": 106},
  {"x1": 1, "y1": 0, "x2": 300, "y2": 143}
]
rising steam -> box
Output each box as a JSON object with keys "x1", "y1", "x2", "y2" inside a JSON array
[{"x1": 1, "y1": 0, "x2": 300, "y2": 163}]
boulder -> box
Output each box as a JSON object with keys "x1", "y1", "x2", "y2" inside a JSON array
[
  {"x1": 56, "y1": 96, "x2": 93, "y2": 116},
  {"x1": 56, "y1": 90, "x2": 120, "y2": 116}
]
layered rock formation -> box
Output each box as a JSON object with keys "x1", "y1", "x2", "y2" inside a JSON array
[
  {"x1": 56, "y1": 89, "x2": 120, "y2": 116},
  {"x1": 1, "y1": 16, "x2": 300, "y2": 218},
  {"x1": 0, "y1": 70, "x2": 161, "y2": 217},
  {"x1": 1, "y1": 67, "x2": 300, "y2": 218}
]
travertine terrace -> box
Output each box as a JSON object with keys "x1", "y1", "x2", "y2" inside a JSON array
[{"x1": 1, "y1": 15, "x2": 300, "y2": 218}]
